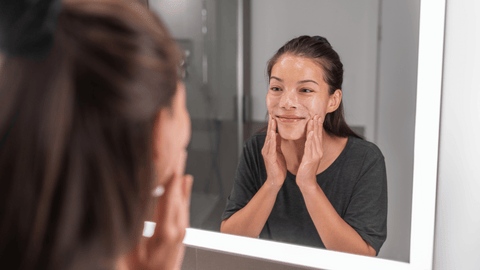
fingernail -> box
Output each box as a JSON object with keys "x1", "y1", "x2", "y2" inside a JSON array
[{"x1": 143, "y1": 221, "x2": 156, "y2": 237}]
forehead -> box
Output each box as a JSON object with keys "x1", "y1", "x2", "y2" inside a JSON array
[{"x1": 271, "y1": 54, "x2": 325, "y2": 81}]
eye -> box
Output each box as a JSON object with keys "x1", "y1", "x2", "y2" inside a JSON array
[
  {"x1": 270, "y1": 87, "x2": 282, "y2": 92},
  {"x1": 301, "y1": 88, "x2": 313, "y2": 93}
]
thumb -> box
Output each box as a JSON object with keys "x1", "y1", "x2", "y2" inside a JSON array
[{"x1": 183, "y1": 174, "x2": 194, "y2": 227}]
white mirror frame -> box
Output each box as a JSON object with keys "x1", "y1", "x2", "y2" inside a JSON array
[{"x1": 182, "y1": 0, "x2": 446, "y2": 269}]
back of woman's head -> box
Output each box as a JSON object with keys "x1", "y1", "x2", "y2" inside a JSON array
[
  {"x1": 0, "y1": 0, "x2": 180, "y2": 269},
  {"x1": 266, "y1": 35, "x2": 361, "y2": 139}
]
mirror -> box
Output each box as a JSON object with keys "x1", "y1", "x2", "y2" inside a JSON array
[{"x1": 149, "y1": 0, "x2": 445, "y2": 269}]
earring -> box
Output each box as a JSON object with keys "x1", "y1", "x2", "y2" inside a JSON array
[{"x1": 152, "y1": 185, "x2": 165, "y2": 197}]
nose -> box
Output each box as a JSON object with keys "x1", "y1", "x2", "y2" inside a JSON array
[{"x1": 279, "y1": 89, "x2": 297, "y2": 110}]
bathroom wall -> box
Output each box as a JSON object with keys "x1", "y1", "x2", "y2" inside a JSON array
[{"x1": 433, "y1": 0, "x2": 480, "y2": 269}]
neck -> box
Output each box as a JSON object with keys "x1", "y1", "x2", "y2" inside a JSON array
[
  {"x1": 281, "y1": 130, "x2": 335, "y2": 174},
  {"x1": 280, "y1": 136, "x2": 306, "y2": 162}
]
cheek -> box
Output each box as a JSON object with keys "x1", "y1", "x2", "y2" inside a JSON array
[
  {"x1": 304, "y1": 95, "x2": 327, "y2": 117},
  {"x1": 172, "y1": 115, "x2": 188, "y2": 152},
  {"x1": 182, "y1": 113, "x2": 191, "y2": 148},
  {"x1": 266, "y1": 95, "x2": 273, "y2": 113},
  {"x1": 266, "y1": 94, "x2": 280, "y2": 114}
]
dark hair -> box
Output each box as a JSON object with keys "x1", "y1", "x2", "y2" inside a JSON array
[
  {"x1": 264, "y1": 35, "x2": 361, "y2": 139},
  {"x1": 0, "y1": 0, "x2": 180, "y2": 269}
]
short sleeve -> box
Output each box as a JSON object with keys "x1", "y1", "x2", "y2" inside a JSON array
[
  {"x1": 343, "y1": 152, "x2": 388, "y2": 256},
  {"x1": 221, "y1": 136, "x2": 263, "y2": 221}
]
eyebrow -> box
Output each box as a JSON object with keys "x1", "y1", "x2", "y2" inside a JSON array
[
  {"x1": 298, "y1": 79, "x2": 319, "y2": 85},
  {"x1": 270, "y1": 76, "x2": 319, "y2": 85}
]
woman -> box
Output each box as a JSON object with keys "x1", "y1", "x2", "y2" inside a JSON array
[
  {"x1": 0, "y1": 0, "x2": 192, "y2": 269},
  {"x1": 221, "y1": 36, "x2": 387, "y2": 257}
]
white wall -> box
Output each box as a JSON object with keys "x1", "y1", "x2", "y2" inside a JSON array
[
  {"x1": 433, "y1": 0, "x2": 480, "y2": 269},
  {"x1": 250, "y1": 0, "x2": 379, "y2": 141}
]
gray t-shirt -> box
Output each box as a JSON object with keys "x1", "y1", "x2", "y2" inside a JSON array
[{"x1": 222, "y1": 133, "x2": 387, "y2": 255}]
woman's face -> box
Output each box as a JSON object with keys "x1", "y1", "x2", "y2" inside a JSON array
[
  {"x1": 154, "y1": 82, "x2": 191, "y2": 184},
  {"x1": 266, "y1": 54, "x2": 340, "y2": 141}
]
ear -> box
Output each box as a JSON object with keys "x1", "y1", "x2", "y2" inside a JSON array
[{"x1": 327, "y1": 89, "x2": 342, "y2": 113}]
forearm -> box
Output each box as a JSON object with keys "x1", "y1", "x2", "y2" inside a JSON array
[
  {"x1": 300, "y1": 183, "x2": 376, "y2": 256},
  {"x1": 220, "y1": 179, "x2": 281, "y2": 238}
]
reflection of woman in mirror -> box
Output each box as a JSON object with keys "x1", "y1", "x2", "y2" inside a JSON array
[
  {"x1": 221, "y1": 36, "x2": 387, "y2": 257},
  {"x1": 0, "y1": 0, "x2": 192, "y2": 269}
]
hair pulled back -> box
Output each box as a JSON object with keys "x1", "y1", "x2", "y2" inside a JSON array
[
  {"x1": 267, "y1": 35, "x2": 361, "y2": 139},
  {"x1": 0, "y1": 0, "x2": 181, "y2": 269}
]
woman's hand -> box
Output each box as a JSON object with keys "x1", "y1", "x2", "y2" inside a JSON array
[
  {"x1": 126, "y1": 151, "x2": 193, "y2": 270},
  {"x1": 261, "y1": 116, "x2": 287, "y2": 188},
  {"x1": 296, "y1": 115, "x2": 324, "y2": 190}
]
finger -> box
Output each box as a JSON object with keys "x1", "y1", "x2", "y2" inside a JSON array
[
  {"x1": 313, "y1": 128, "x2": 320, "y2": 158},
  {"x1": 315, "y1": 126, "x2": 322, "y2": 156},
  {"x1": 306, "y1": 117, "x2": 313, "y2": 135},
  {"x1": 270, "y1": 118, "x2": 277, "y2": 153},
  {"x1": 263, "y1": 139, "x2": 270, "y2": 156},
  {"x1": 262, "y1": 119, "x2": 272, "y2": 154},
  {"x1": 171, "y1": 174, "x2": 190, "y2": 229},
  {"x1": 305, "y1": 130, "x2": 314, "y2": 157},
  {"x1": 276, "y1": 133, "x2": 282, "y2": 153},
  {"x1": 263, "y1": 131, "x2": 271, "y2": 155},
  {"x1": 146, "y1": 173, "x2": 175, "y2": 250},
  {"x1": 158, "y1": 173, "x2": 178, "y2": 216},
  {"x1": 264, "y1": 117, "x2": 273, "y2": 150},
  {"x1": 312, "y1": 116, "x2": 319, "y2": 155},
  {"x1": 155, "y1": 171, "x2": 181, "y2": 227},
  {"x1": 317, "y1": 116, "x2": 324, "y2": 155},
  {"x1": 163, "y1": 173, "x2": 186, "y2": 242},
  {"x1": 182, "y1": 174, "x2": 194, "y2": 228},
  {"x1": 269, "y1": 115, "x2": 275, "y2": 136},
  {"x1": 272, "y1": 116, "x2": 278, "y2": 136},
  {"x1": 266, "y1": 115, "x2": 272, "y2": 134},
  {"x1": 316, "y1": 115, "x2": 322, "y2": 140}
]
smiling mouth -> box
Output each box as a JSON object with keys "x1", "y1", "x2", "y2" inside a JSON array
[{"x1": 276, "y1": 115, "x2": 306, "y2": 123}]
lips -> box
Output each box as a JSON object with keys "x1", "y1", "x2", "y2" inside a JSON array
[{"x1": 276, "y1": 115, "x2": 306, "y2": 123}]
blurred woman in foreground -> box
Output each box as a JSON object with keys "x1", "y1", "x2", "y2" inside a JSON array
[{"x1": 0, "y1": 0, "x2": 192, "y2": 269}]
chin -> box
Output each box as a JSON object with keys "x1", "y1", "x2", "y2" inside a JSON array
[{"x1": 277, "y1": 125, "x2": 306, "y2": 141}]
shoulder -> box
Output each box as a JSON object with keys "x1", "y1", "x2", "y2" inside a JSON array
[
  {"x1": 340, "y1": 136, "x2": 386, "y2": 175},
  {"x1": 341, "y1": 137, "x2": 387, "y2": 189},
  {"x1": 347, "y1": 136, "x2": 385, "y2": 161},
  {"x1": 237, "y1": 132, "x2": 267, "y2": 175},
  {"x1": 244, "y1": 132, "x2": 267, "y2": 150}
]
